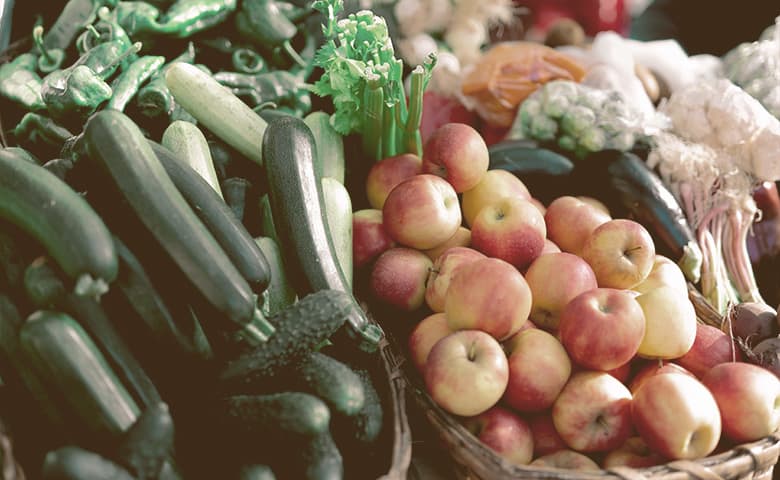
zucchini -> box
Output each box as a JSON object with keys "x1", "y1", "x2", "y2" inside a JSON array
[
  {"x1": 3, "y1": 147, "x2": 38, "y2": 164},
  {"x1": 254, "y1": 237, "x2": 296, "y2": 318},
  {"x1": 115, "y1": 402, "x2": 175, "y2": 480},
  {"x1": 42, "y1": 446, "x2": 135, "y2": 480},
  {"x1": 258, "y1": 194, "x2": 280, "y2": 245},
  {"x1": 82, "y1": 110, "x2": 273, "y2": 345},
  {"x1": 322, "y1": 177, "x2": 353, "y2": 290},
  {"x1": 161, "y1": 121, "x2": 224, "y2": 200},
  {"x1": 223, "y1": 392, "x2": 330, "y2": 438},
  {"x1": 261, "y1": 117, "x2": 382, "y2": 352},
  {"x1": 19, "y1": 311, "x2": 140, "y2": 438},
  {"x1": 0, "y1": 227, "x2": 28, "y2": 292},
  {"x1": 284, "y1": 352, "x2": 365, "y2": 417},
  {"x1": 219, "y1": 289, "x2": 352, "y2": 387},
  {"x1": 239, "y1": 465, "x2": 276, "y2": 480},
  {"x1": 42, "y1": 158, "x2": 75, "y2": 182},
  {"x1": 304, "y1": 111, "x2": 345, "y2": 183},
  {"x1": 23, "y1": 256, "x2": 67, "y2": 308},
  {"x1": 148, "y1": 141, "x2": 271, "y2": 292},
  {"x1": 222, "y1": 177, "x2": 251, "y2": 223},
  {"x1": 0, "y1": 149, "x2": 117, "y2": 297}
]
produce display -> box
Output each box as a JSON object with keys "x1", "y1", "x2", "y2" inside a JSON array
[{"x1": 1, "y1": 0, "x2": 780, "y2": 479}]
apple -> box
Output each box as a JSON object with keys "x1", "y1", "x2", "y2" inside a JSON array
[
  {"x1": 632, "y1": 372, "x2": 721, "y2": 459},
  {"x1": 577, "y1": 196, "x2": 611, "y2": 216},
  {"x1": 541, "y1": 238, "x2": 561, "y2": 255},
  {"x1": 352, "y1": 209, "x2": 396, "y2": 268},
  {"x1": 462, "y1": 405, "x2": 534, "y2": 466},
  {"x1": 676, "y1": 323, "x2": 743, "y2": 378},
  {"x1": 422, "y1": 123, "x2": 490, "y2": 193},
  {"x1": 424, "y1": 330, "x2": 509, "y2": 416},
  {"x1": 423, "y1": 226, "x2": 472, "y2": 261},
  {"x1": 605, "y1": 361, "x2": 633, "y2": 384},
  {"x1": 470, "y1": 196, "x2": 547, "y2": 270},
  {"x1": 369, "y1": 247, "x2": 433, "y2": 311},
  {"x1": 702, "y1": 362, "x2": 780, "y2": 443},
  {"x1": 602, "y1": 437, "x2": 667, "y2": 469},
  {"x1": 425, "y1": 247, "x2": 486, "y2": 312},
  {"x1": 628, "y1": 361, "x2": 695, "y2": 394},
  {"x1": 529, "y1": 450, "x2": 600, "y2": 470},
  {"x1": 382, "y1": 174, "x2": 461, "y2": 250},
  {"x1": 552, "y1": 371, "x2": 633, "y2": 452},
  {"x1": 524, "y1": 252, "x2": 598, "y2": 331},
  {"x1": 408, "y1": 312, "x2": 453, "y2": 372},
  {"x1": 559, "y1": 288, "x2": 646, "y2": 371},
  {"x1": 527, "y1": 412, "x2": 567, "y2": 457},
  {"x1": 445, "y1": 257, "x2": 532, "y2": 340},
  {"x1": 544, "y1": 196, "x2": 611, "y2": 256},
  {"x1": 632, "y1": 255, "x2": 688, "y2": 295},
  {"x1": 635, "y1": 286, "x2": 697, "y2": 359},
  {"x1": 503, "y1": 329, "x2": 572, "y2": 412},
  {"x1": 580, "y1": 219, "x2": 656, "y2": 289},
  {"x1": 365, "y1": 153, "x2": 422, "y2": 209},
  {"x1": 461, "y1": 169, "x2": 530, "y2": 227},
  {"x1": 528, "y1": 197, "x2": 547, "y2": 216}
]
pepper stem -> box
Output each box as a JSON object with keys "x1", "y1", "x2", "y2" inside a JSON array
[
  {"x1": 282, "y1": 40, "x2": 307, "y2": 69},
  {"x1": 32, "y1": 25, "x2": 54, "y2": 64}
]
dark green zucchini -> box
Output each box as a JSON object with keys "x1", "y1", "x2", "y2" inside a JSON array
[
  {"x1": 222, "y1": 392, "x2": 330, "y2": 438},
  {"x1": 42, "y1": 158, "x2": 75, "y2": 182},
  {"x1": 42, "y1": 446, "x2": 135, "y2": 480},
  {"x1": 221, "y1": 177, "x2": 252, "y2": 223},
  {"x1": 147, "y1": 141, "x2": 270, "y2": 292},
  {"x1": 0, "y1": 149, "x2": 117, "y2": 297},
  {"x1": 82, "y1": 110, "x2": 273, "y2": 345},
  {"x1": 115, "y1": 402, "x2": 175, "y2": 480},
  {"x1": 261, "y1": 116, "x2": 382, "y2": 353},
  {"x1": 239, "y1": 465, "x2": 276, "y2": 480}
]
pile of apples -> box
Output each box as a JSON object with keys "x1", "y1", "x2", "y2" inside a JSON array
[{"x1": 352, "y1": 123, "x2": 780, "y2": 470}]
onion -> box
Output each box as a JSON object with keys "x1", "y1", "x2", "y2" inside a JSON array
[
  {"x1": 726, "y1": 301, "x2": 779, "y2": 346},
  {"x1": 750, "y1": 336, "x2": 780, "y2": 378}
]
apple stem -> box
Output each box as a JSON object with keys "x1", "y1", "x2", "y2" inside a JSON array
[{"x1": 468, "y1": 341, "x2": 477, "y2": 361}]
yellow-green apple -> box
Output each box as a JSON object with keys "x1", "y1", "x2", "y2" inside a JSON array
[
  {"x1": 423, "y1": 226, "x2": 472, "y2": 261},
  {"x1": 632, "y1": 255, "x2": 688, "y2": 295},
  {"x1": 529, "y1": 450, "x2": 600, "y2": 470},
  {"x1": 524, "y1": 252, "x2": 598, "y2": 331},
  {"x1": 631, "y1": 372, "x2": 721, "y2": 459},
  {"x1": 424, "y1": 330, "x2": 509, "y2": 416},
  {"x1": 369, "y1": 247, "x2": 433, "y2": 311},
  {"x1": 461, "y1": 169, "x2": 530, "y2": 227},
  {"x1": 559, "y1": 288, "x2": 646, "y2": 371},
  {"x1": 425, "y1": 247, "x2": 486, "y2": 312},
  {"x1": 635, "y1": 286, "x2": 697, "y2": 359},
  {"x1": 365, "y1": 153, "x2": 422, "y2": 209},
  {"x1": 552, "y1": 371, "x2": 633, "y2": 452},
  {"x1": 580, "y1": 219, "x2": 656, "y2": 289},
  {"x1": 702, "y1": 362, "x2": 780, "y2": 443},
  {"x1": 602, "y1": 437, "x2": 667, "y2": 468},
  {"x1": 628, "y1": 361, "x2": 695, "y2": 394},
  {"x1": 444, "y1": 257, "x2": 532, "y2": 340},
  {"x1": 462, "y1": 405, "x2": 534, "y2": 466},
  {"x1": 544, "y1": 196, "x2": 611, "y2": 255},
  {"x1": 528, "y1": 412, "x2": 567, "y2": 457},
  {"x1": 382, "y1": 174, "x2": 461, "y2": 249},
  {"x1": 577, "y1": 196, "x2": 611, "y2": 216},
  {"x1": 353, "y1": 209, "x2": 396, "y2": 268},
  {"x1": 408, "y1": 312, "x2": 453, "y2": 372},
  {"x1": 503, "y1": 328, "x2": 571, "y2": 412},
  {"x1": 676, "y1": 323, "x2": 743, "y2": 378},
  {"x1": 422, "y1": 122, "x2": 490, "y2": 193},
  {"x1": 541, "y1": 238, "x2": 561, "y2": 255},
  {"x1": 470, "y1": 196, "x2": 547, "y2": 270}
]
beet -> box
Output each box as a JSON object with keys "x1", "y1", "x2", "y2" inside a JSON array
[
  {"x1": 726, "y1": 302, "x2": 779, "y2": 346},
  {"x1": 750, "y1": 337, "x2": 780, "y2": 378}
]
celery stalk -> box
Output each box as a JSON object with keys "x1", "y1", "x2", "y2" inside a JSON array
[{"x1": 362, "y1": 83, "x2": 384, "y2": 161}]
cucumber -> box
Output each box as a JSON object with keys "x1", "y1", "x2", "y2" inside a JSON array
[
  {"x1": 19, "y1": 311, "x2": 140, "y2": 438},
  {"x1": 223, "y1": 392, "x2": 330, "y2": 438},
  {"x1": 0, "y1": 149, "x2": 117, "y2": 297},
  {"x1": 219, "y1": 289, "x2": 352, "y2": 387},
  {"x1": 291, "y1": 431, "x2": 343, "y2": 480},
  {"x1": 322, "y1": 177, "x2": 353, "y2": 290},
  {"x1": 335, "y1": 367, "x2": 383, "y2": 444},
  {"x1": 42, "y1": 446, "x2": 135, "y2": 480},
  {"x1": 261, "y1": 117, "x2": 382, "y2": 353},
  {"x1": 254, "y1": 237, "x2": 296, "y2": 318},
  {"x1": 82, "y1": 110, "x2": 273, "y2": 345},
  {"x1": 148, "y1": 141, "x2": 271, "y2": 292},
  {"x1": 115, "y1": 402, "x2": 175, "y2": 480},
  {"x1": 285, "y1": 352, "x2": 365, "y2": 417},
  {"x1": 161, "y1": 120, "x2": 224, "y2": 200},
  {"x1": 304, "y1": 111, "x2": 345, "y2": 183}
]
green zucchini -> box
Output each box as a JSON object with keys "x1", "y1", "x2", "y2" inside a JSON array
[
  {"x1": 23, "y1": 256, "x2": 67, "y2": 308},
  {"x1": 254, "y1": 237, "x2": 296, "y2": 318},
  {"x1": 322, "y1": 177, "x2": 353, "y2": 290},
  {"x1": 258, "y1": 194, "x2": 280, "y2": 245},
  {"x1": 148, "y1": 141, "x2": 271, "y2": 292},
  {"x1": 222, "y1": 177, "x2": 251, "y2": 222},
  {"x1": 261, "y1": 117, "x2": 382, "y2": 353},
  {"x1": 42, "y1": 158, "x2": 75, "y2": 182},
  {"x1": 42, "y1": 446, "x2": 135, "y2": 480},
  {"x1": 82, "y1": 110, "x2": 273, "y2": 345},
  {"x1": 239, "y1": 465, "x2": 276, "y2": 480},
  {"x1": 115, "y1": 402, "x2": 175, "y2": 480},
  {"x1": 3, "y1": 147, "x2": 39, "y2": 164},
  {"x1": 161, "y1": 120, "x2": 224, "y2": 200},
  {"x1": 304, "y1": 111, "x2": 345, "y2": 183},
  {"x1": 0, "y1": 149, "x2": 117, "y2": 297},
  {"x1": 223, "y1": 392, "x2": 330, "y2": 438}
]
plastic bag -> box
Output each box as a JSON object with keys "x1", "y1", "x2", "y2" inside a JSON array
[{"x1": 460, "y1": 41, "x2": 586, "y2": 128}]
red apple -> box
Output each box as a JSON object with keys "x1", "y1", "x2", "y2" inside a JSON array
[
  {"x1": 408, "y1": 312, "x2": 453, "y2": 372},
  {"x1": 577, "y1": 196, "x2": 611, "y2": 216},
  {"x1": 676, "y1": 323, "x2": 743, "y2": 378},
  {"x1": 528, "y1": 412, "x2": 567, "y2": 457},
  {"x1": 369, "y1": 247, "x2": 433, "y2": 311},
  {"x1": 606, "y1": 361, "x2": 633, "y2": 384},
  {"x1": 541, "y1": 238, "x2": 561, "y2": 255},
  {"x1": 544, "y1": 196, "x2": 611, "y2": 256},
  {"x1": 425, "y1": 247, "x2": 486, "y2": 312},
  {"x1": 529, "y1": 450, "x2": 600, "y2": 470},
  {"x1": 462, "y1": 405, "x2": 534, "y2": 466},
  {"x1": 636, "y1": 286, "x2": 697, "y2": 359},
  {"x1": 461, "y1": 169, "x2": 530, "y2": 227},
  {"x1": 425, "y1": 330, "x2": 510, "y2": 416},
  {"x1": 632, "y1": 372, "x2": 721, "y2": 459},
  {"x1": 702, "y1": 362, "x2": 780, "y2": 443},
  {"x1": 471, "y1": 196, "x2": 547, "y2": 270},
  {"x1": 628, "y1": 361, "x2": 695, "y2": 394},
  {"x1": 524, "y1": 252, "x2": 598, "y2": 331},
  {"x1": 365, "y1": 153, "x2": 422, "y2": 209},
  {"x1": 352, "y1": 209, "x2": 396, "y2": 268},
  {"x1": 552, "y1": 371, "x2": 633, "y2": 452},
  {"x1": 382, "y1": 174, "x2": 461, "y2": 250},
  {"x1": 422, "y1": 123, "x2": 490, "y2": 193},
  {"x1": 445, "y1": 257, "x2": 532, "y2": 340},
  {"x1": 423, "y1": 226, "x2": 472, "y2": 261},
  {"x1": 528, "y1": 197, "x2": 547, "y2": 216},
  {"x1": 602, "y1": 437, "x2": 667, "y2": 469},
  {"x1": 580, "y1": 219, "x2": 656, "y2": 289},
  {"x1": 503, "y1": 328, "x2": 572, "y2": 412}
]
